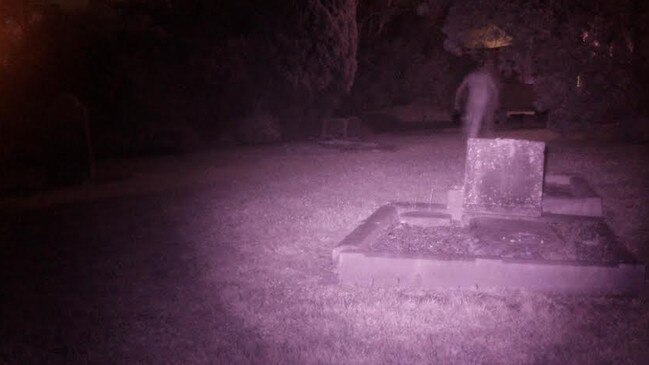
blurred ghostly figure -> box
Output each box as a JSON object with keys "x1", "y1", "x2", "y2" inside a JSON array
[{"x1": 454, "y1": 61, "x2": 500, "y2": 139}]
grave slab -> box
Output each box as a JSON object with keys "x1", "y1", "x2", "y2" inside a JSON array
[
  {"x1": 335, "y1": 140, "x2": 644, "y2": 294},
  {"x1": 464, "y1": 138, "x2": 545, "y2": 217},
  {"x1": 543, "y1": 174, "x2": 603, "y2": 217},
  {"x1": 334, "y1": 202, "x2": 645, "y2": 294}
]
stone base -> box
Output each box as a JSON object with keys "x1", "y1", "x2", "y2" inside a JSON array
[
  {"x1": 338, "y1": 252, "x2": 644, "y2": 294},
  {"x1": 543, "y1": 174, "x2": 603, "y2": 217},
  {"x1": 334, "y1": 202, "x2": 645, "y2": 294},
  {"x1": 399, "y1": 211, "x2": 452, "y2": 227}
]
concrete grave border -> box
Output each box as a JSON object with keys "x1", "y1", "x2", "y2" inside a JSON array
[
  {"x1": 543, "y1": 174, "x2": 603, "y2": 217},
  {"x1": 333, "y1": 202, "x2": 645, "y2": 294}
]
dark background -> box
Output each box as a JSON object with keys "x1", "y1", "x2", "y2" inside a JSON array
[
  {"x1": 2, "y1": 0, "x2": 649, "y2": 175},
  {"x1": 2, "y1": 2, "x2": 649, "y2": 363}
]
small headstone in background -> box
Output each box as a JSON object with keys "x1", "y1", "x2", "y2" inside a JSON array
[{"x1": 464, "y1": 138, "x2": 545, "y2": 217}]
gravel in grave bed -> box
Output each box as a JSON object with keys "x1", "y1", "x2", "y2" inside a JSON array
[
  {"x1": 371, "y1": 220, "x2": 622, "y2": 263},
  {"x1": 371, "y1": 224, "x2": 476, "y2": 258},
  {"x1": 548, "y1": 220, "x2": 621, "y2": 263}
]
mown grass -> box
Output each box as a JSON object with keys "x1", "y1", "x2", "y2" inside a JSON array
[
  {"x1": 2, "y1": 132, "x2": 648, "y2": 364},
  {"x1": 196, "y1": 133, "x2": 649, "y2": 364}
]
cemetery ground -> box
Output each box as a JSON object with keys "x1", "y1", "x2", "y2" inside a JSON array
[{"x1": 1, "y1": 130, "x2": 649, "y2": 364}]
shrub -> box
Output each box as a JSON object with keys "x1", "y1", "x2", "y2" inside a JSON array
[
  {"x1": 442, "y1": 0, "x2": 638, "y2": 133},
  {"x1": 235, "y1": 113, "x2": 283, "y2": 145},
  {"x1": 351, "y1": 0, "x2": 459, "y2": 112}
]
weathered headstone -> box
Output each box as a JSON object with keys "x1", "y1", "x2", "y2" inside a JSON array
[{"x1": 463, "y1": 138, "x2": 545, "y2": 217}]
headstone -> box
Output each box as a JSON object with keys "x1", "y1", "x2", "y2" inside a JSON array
[{"x1": 464, "y1": 138, "x2": 545, "y2": 217}]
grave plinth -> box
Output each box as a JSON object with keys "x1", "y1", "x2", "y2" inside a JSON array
[
  {"x1": 333, "y1": 202, "x2": 645, "y2": 294},
  {"x1": 464, "y1": 138, "x2": 545, "y2": 217},
  {"x1": 333, "y1": 138, "x2": 645, "y2": 294}
]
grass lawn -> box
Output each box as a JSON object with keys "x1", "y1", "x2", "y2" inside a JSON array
[{"x1": 1, "y1": 131, "x2": 648, "y2": 364}]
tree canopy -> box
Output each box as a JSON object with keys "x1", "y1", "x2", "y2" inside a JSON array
[
  {"x1": 442, "y1": 0, "x2": 642, "y2": 129},
  {"x1": 2, "y1": 0, "x2": 649, "y2": 153}
]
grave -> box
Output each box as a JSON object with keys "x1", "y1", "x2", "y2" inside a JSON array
[
  {"x1": 334, "y1": 138, "x2": 645, "y2": 294},
  {"x1": 463, "y1": 138, "x2": 545, "y2": 217},
  {"x1": 542, "y1": 174, "x2": 603, "y2": 217}
]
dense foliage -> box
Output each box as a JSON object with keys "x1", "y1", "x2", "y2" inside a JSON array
[
  {"x1": 1, "y1": 0, "x2": 358, "y2": 151},
  {"x1": 350, "y1": 0, "x2": 464, "y2": 112},
  {"x1": 443, "y1": 0, "x2": 643, "y2": 131},
  {"x1": 2, "y1": 0, "x2": 649, "y2": 160}
]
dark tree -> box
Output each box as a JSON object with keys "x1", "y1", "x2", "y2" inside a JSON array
[
  {"x1": 145, "y1": 0, "x2": 360, "y2": 142},
  {"x1": 226, "y1": 0, "x2": 359, "y2": 140},
  {"x1": 443, "y1": 0, "x2": 639, "y2": 132},
  {"x1": 351, "y1": 0, "x2": 459, "y2": 112},
  {"x1": 2, "y1": 0, "x2": 360, "y2": 154}
]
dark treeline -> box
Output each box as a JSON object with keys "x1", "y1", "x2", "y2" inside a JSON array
[
  {"x1": 1, "y1": 0, "x2": 649, "y2": 168},
  {"x1": 1, "y1": 0, "x2": 359, "y2": 160}
]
